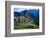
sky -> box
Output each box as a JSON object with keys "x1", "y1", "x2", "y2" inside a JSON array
[
  {"x1": 14, "y1": 8, "x2": 39, "y2": 12},
  {"x1": 14, "y1": 8, "x2": 25, "y2": 12}
]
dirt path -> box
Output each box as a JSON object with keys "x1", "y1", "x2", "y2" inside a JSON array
[{"x1": 28, "y1": 22, "x2": 38, "y2": 27}]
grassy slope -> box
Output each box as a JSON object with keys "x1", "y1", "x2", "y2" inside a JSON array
[{"x1": 14, "y1": 22, "x2": 39, "y2": 30}]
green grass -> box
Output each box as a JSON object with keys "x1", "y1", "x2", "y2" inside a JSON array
[{"x1": 14, "y1": 23, "x2": 39, "y2": 30}]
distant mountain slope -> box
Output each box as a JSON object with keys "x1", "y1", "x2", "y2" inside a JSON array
[
  {"x1": 26, "y1": 9, "x2": 39, "y2": 22},
  {"x1": 14, "y1": 9, "x2": 39, "y2": 24}
]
